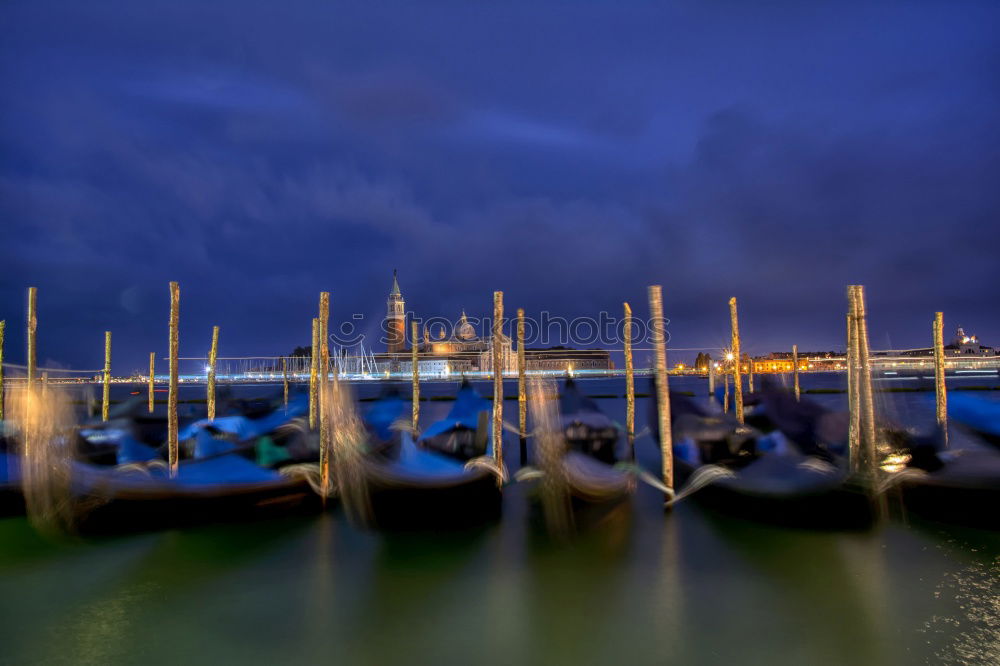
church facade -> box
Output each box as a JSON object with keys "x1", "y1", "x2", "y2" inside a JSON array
[{"x1": 376, "y1": 271, "x2": 515, "y2": 375}]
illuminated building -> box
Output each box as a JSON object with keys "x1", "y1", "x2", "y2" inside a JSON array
[{"x1": 386, "y1": 270, "x2": 405, "y2": 354}]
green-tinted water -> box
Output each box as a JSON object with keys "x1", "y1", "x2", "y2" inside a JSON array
[{"x1": 0, "y1": 376, "x2": 997, "y2": 665}]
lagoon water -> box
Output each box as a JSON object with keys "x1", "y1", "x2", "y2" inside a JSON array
[{"x1": 1, "y1": 375, "x2": 998, "y2": 665}]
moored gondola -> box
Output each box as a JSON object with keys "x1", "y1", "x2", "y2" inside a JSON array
[
  {"x1": 0, "y1": 425, "x2": 24, "y2": 516},
  {"x1": 62, "y1": 395, "x2": 320, "y2": 533},
  {"x1": 556, "y1": 379, "x2": 634, "y2": 522},
  {"x1": 891, "y1": 446, "x2": 1000, "y2": 529},
  {"x1": 660, "y1": 385, "x2": 877, "y2": 529},
  {"x1": 882, "y1": 394, "x2": 1000, "y2": 528},
  {"x1": 353, "y1": 381, "x2": 503, "y2": 530}
]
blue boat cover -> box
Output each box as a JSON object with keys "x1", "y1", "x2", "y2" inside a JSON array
[
  {"x1": 1, "y1": 452, "x2": 20, "y2": 484},
  {"x1": 419, "y1": 382, "x2": 490, "y2": 440},
  {"x1": 946, "y1": 393, "x2": 1000, "y2": 438},
  {"x1": 116, "y1": 435, "x2": 160, "y2": 464},
  {"x1": 365, "y1": 393, "x2": 406, "y2": 442},
  {"x1": 179, "y1": 395, "x2": 308, "y2": 441}
]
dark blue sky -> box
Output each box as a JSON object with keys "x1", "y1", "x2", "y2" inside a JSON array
[{"x1": 2, "y1": 1, "x2": 999, "y2": 372}]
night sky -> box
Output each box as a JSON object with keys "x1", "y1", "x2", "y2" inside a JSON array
[{"x1": 2, "y1": 1, "x2": 999, "y2": 372}]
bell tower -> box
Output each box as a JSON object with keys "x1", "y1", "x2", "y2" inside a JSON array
[{"x1": 386, "y1": 269, "x2": 406, "y2": 353}]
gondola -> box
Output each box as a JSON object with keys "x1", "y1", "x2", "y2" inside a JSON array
[
  {"x1": 891, "y1": 445, "x2": 1000, "y2": 529},
  {"x1": 65, "y1": 395, "x2": 320, "y2": 533},
  {"x1": 555, "y1": 379, "x2": 634, "y2": 523},
  {"x1": 884, "y1": 393, "x2": 1000, "y2": 528},
  {"x1": 354, "y1": 381, "x2": 503, "y2": 530},
  {"x1": 944, "y1": 392, "x2": 1000, "y2": 450},
  {"x1": 659, "y1": 384, "x2": 877, "y2": 529},
  {"x1": 0, "y1": 424, "x2": 24, "y2": 516}
]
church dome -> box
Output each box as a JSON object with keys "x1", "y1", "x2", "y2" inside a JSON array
[{"x1": 456, "y1": 311, "x2": 476, "y2": 340}]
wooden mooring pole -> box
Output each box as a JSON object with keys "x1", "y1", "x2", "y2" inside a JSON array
[
  {"x1": 168, "y1": 281, "x2": 180, "y2": 477},
  {"x1": 517, "y1": 308, "x2": 527, "y2": 466},
  {"x1": 648, "y1": 285, "x2": 673, "y2": 497},
  {"x1": 27, "y1": 287, "x2": 37, "y2": 388},
  {"x1": 492, "y1": 291, "x2": 504, "y2": 483},
  {"x1": 282, "y1": 357, "x2": 289, "y2": 413},
  {"x1": 624, "y1": 302, "x2": 635, "y2": 458},
  {"x1": 792, "y1": 344, "x2": 800, "y2": 402},
  {"x1": 309, "y1": 318, "x2": 319, "y2": 430},
  {"x1": 148, "y1": 352, "x2": 155, "y2": 413},
  {"x1": 318, "y1": 293, "x2": 331, "y2": 493},
  {"x1": 411, "y1": 320, "x2": 420, "y2": 435},
  {"x1": 852, "y1": 286, "x2": 877, "y2": 474},
  {"x1": 847, "y1": 285, "x2": 877, "y2": 475},
  {"x1": 933, "y1": 311, "x2": 948, "y2": 447},
  {"x1": 847, "y1": 309, "x2": 860, "y2": 472},
  {"x1": 319, "y1": 291, "x2": 330, "y2": 385},
  {"x1": 729, "y1": 297, "x2": 744, "y2": 423},
  {"x1": 0, "y1": 319, "x2": 5, "y2": 420},
  {"x1": 207, "y1": 326, "x2": 219, "y2": 421},
  {"x1": 724, "y1": 372, "x2": 730, "y2": 413},
  {"x1": 102, "y1": 331, "x2": 112, "y2": 422}
]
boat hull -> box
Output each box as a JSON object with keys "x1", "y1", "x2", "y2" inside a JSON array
[{"x1": 675, "y1": 460, "x2": 878, "y2": 530}]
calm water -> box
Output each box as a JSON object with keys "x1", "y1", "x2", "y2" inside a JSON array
[{"x1": 1, "y1": 375, "x2": 998, "y2": 665}]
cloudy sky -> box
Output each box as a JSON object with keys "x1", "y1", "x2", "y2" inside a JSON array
[{"x1": 2, "y1": 1, "x2": 998, "y2": 371}]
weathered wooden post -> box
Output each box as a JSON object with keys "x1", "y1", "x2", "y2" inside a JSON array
[
  {"x1": 723, "y1": 372, "x2": 730, "y2": 413},
  {"x1": 852, "y1": 285, "x2": 877, "y2": 473},
  {"x1": 168, "y1": 281, "x2": 180, "y2": 477},
  {"x1": 148, "y1": 352, "x2": 155, "y2": 413},
  {"x1": 319, "y1": 291, "x2": 330, "y2": 385},
  {"x1": 846, "y1": 309, "x2": 860, "y2": 472},
  {"x1": 792, "y1": 344, "x2": 801, "y2": 402},
  {"x1": 492, "y1": 291, "x2": 504, "y2": 482},
  {"x1": 729, "y1": 297, "x2": 744, "y2": 423},
  {"x1": 0, "y1": 319, "x2": 5, "y2": 420},
  {"x1": 27, "y1": 287, "x2": 37, "y2": 388},
  {"x1": 624, "y1": 302, "x2": 635, "y2": 458},
  {"x1": 517, "y1": 307, "x2": 527, "y2": 466},
  {"x1": 318, "y1": 293, "x2": 331, "y2": 493},
  {"x1": 282, "y1": 357, "x2": 289, "y2": 413},
  {"x1": 411, "y1": 320, "x2": 420, "y2": 434},
  {"x1": 102, "y1": 331, "x2": 112, "y2": 422},
  {"x1": 41, "y1": 371, "x2": 49, "y2": 396},
  {"x1": 309, "y1": 318, "x2": 319, "y2": 429},
  {"x1": 747, "y1": 356, "x2": 755, "y2": 394},
  {"x1": 933, "y1": 311, "x2": 948, "y2": 447},
  {"x1": 648, "y1": 285, "x2": 673, "y2": 496},
  {"x1": 708, "y1": 358, "x2": 715, "y2": 397},
  {"x1": 207, "y1": 326, "x2": 219, "y2": 420}
]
